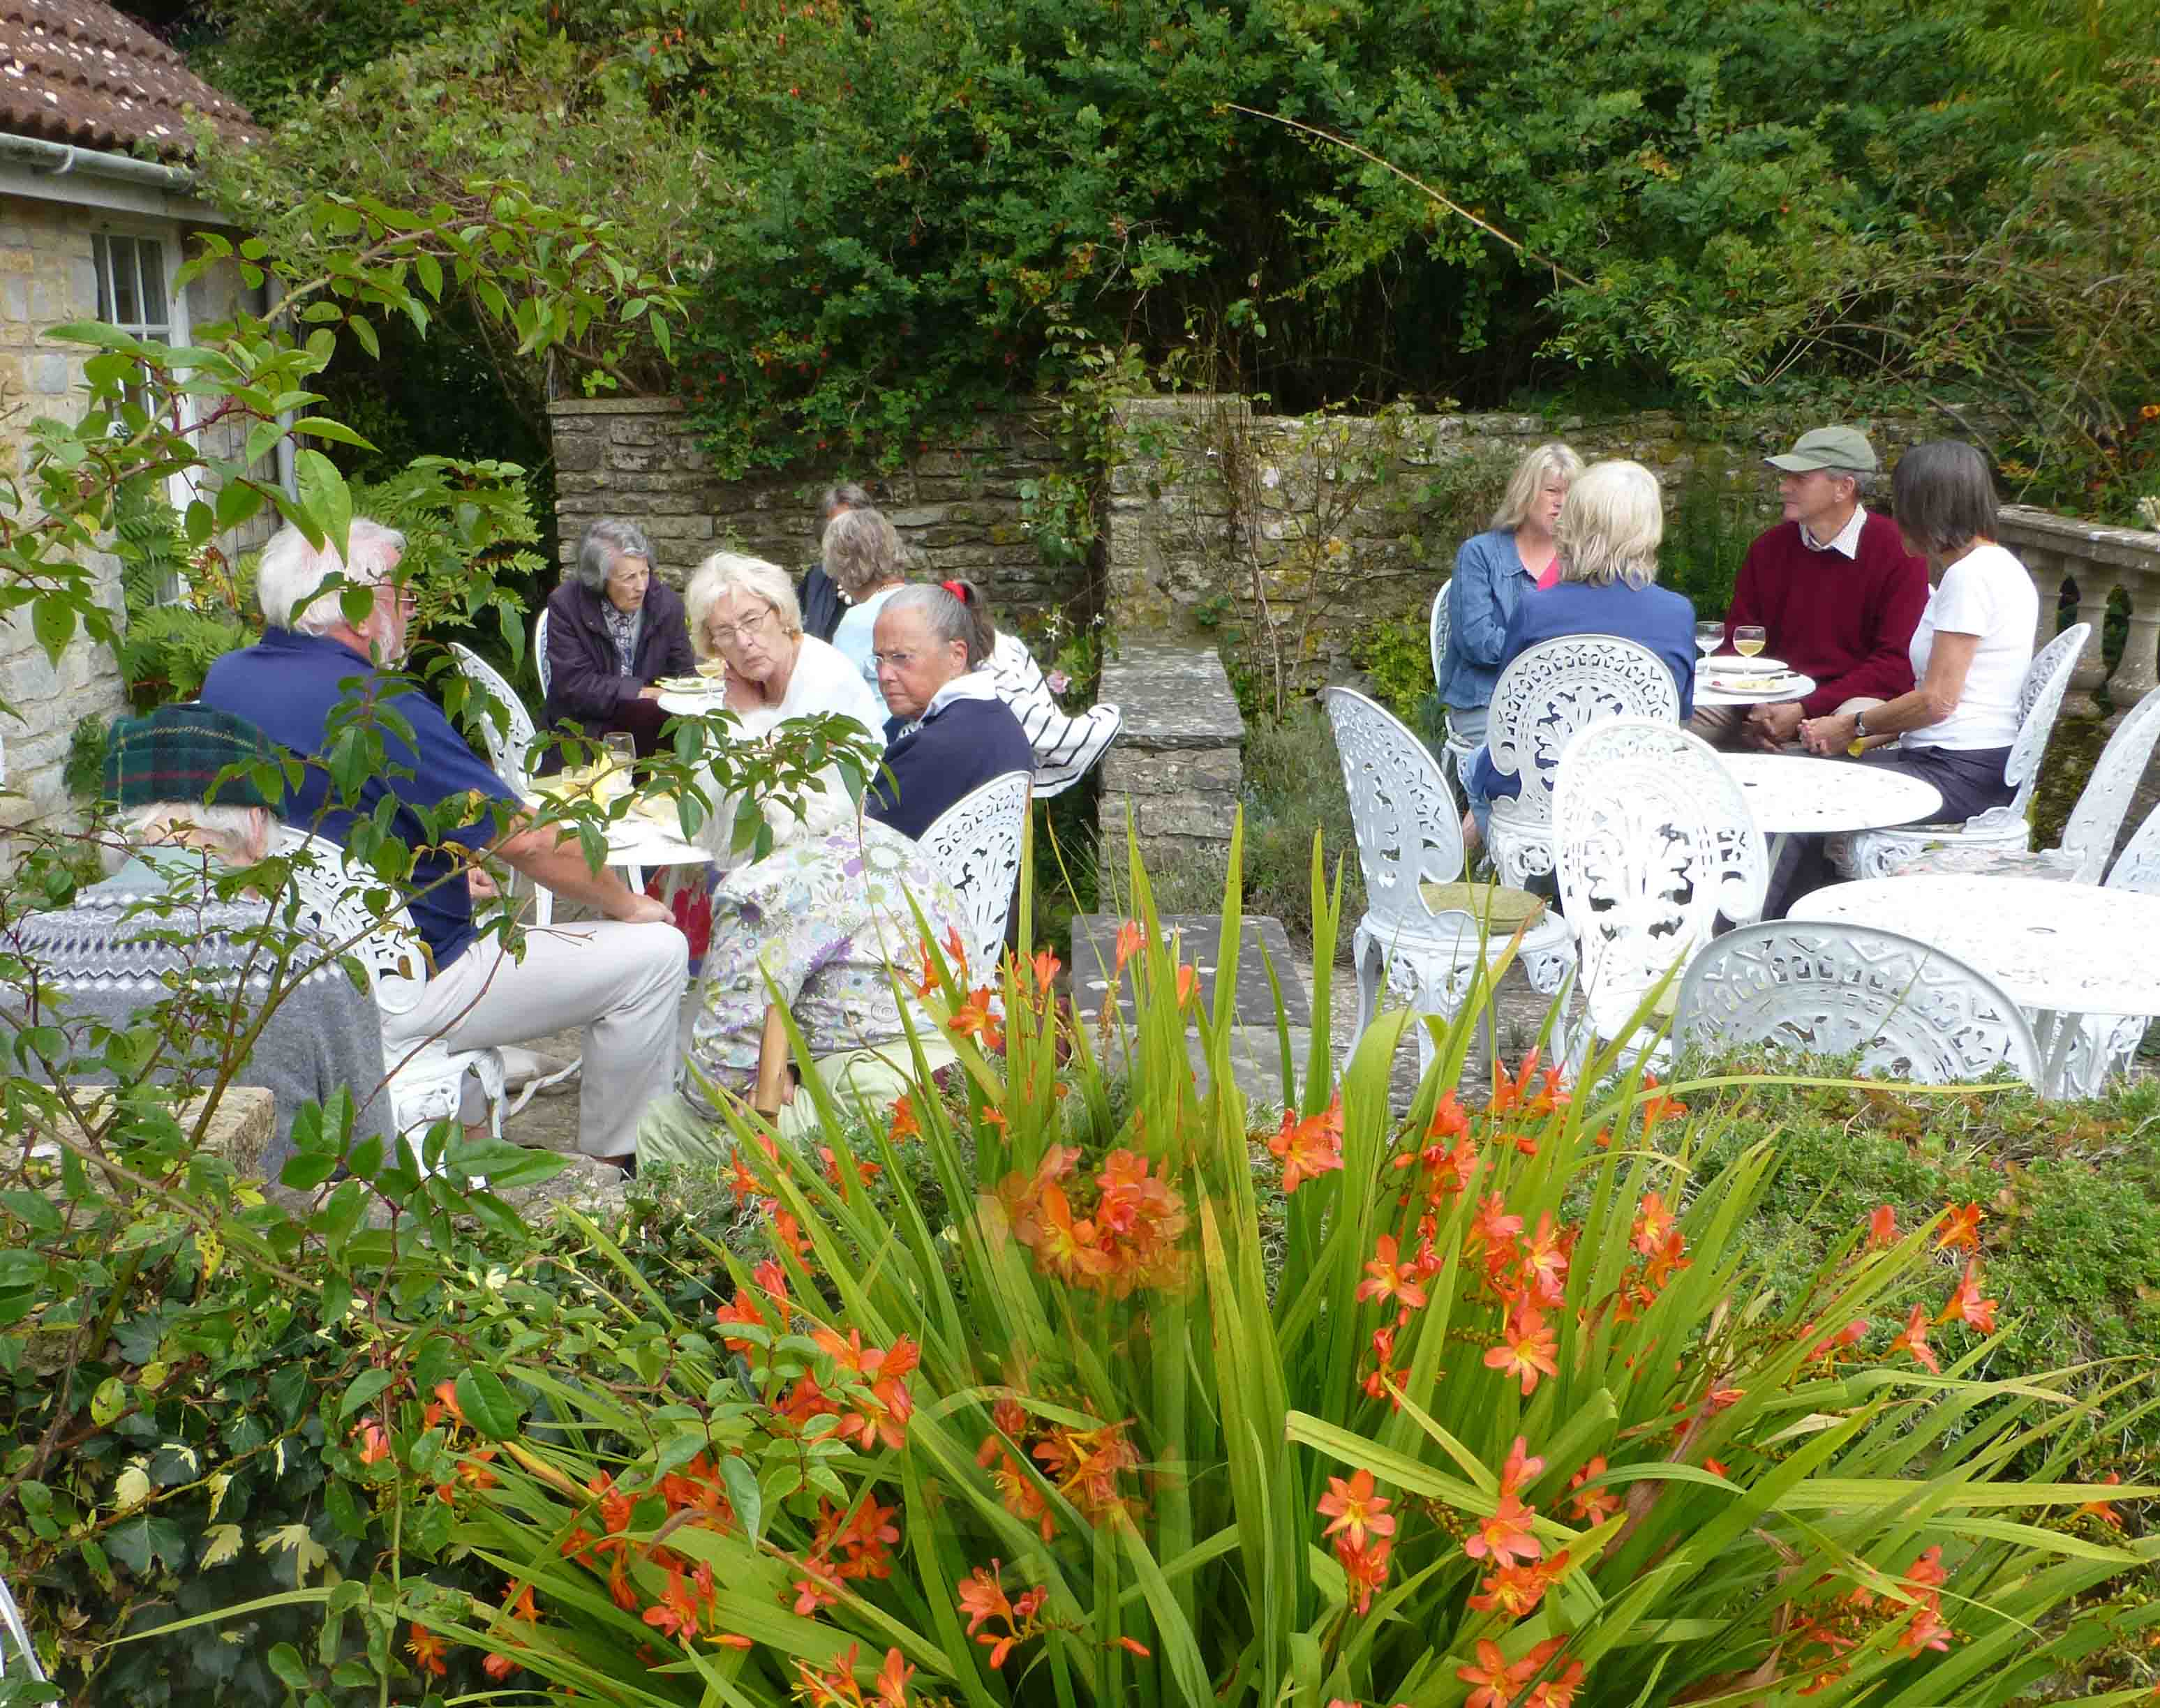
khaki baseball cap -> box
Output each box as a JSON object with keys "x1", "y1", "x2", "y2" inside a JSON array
[{"x1": 1765, "y1": 426, "x2": 1878, "y2": 474}]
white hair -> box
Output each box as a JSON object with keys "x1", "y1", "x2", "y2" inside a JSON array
[
  {"x1": 683, "y1": 550, "x2": 803, "y2": 659},
  {"x1": 1555, "y1": 460, "x2": 1665, "y2": 590},
  {"x1": 107, "y1": 801, "x2": 272, "y2": 873},
  {"x1": 256, "y1": 518, "x2": 408, "y2": 634}
]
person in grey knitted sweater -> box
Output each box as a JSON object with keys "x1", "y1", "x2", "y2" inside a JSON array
[{"x1": 3, "y1": 707, "x2": 396, "y2": 1176}]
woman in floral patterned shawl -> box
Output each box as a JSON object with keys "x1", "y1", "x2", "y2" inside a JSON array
[{"x1": 637, "y1": 819, "x2": 967, "y2": 1158}]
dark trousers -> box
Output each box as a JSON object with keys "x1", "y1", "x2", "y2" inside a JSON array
[{"x1": 1763, "y1": 744, "x2": 2014, "y2": 919}]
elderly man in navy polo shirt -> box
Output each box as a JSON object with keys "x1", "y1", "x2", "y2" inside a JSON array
[{"x1": 201, "y1": 518, "x2": 687, "y2": 1169}]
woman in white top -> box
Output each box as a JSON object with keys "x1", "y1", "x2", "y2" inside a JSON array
[
  {"x1": 824, "y1": 504, "x2": 908, "y2": 704},
  {"x1": 681, "y1": 550, "x2": 886, "y2": 855},
  {"x1": 1801, "y1": 440, "x2": 2037, "y2": 823}
]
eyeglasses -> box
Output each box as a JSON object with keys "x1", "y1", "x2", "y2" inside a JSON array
[
  {"x1": 870, "y1": 649, "x2": 920, "y2": 670},
  {"x1": 709, "y1": 607, "x2": 778, "y2": 646}
]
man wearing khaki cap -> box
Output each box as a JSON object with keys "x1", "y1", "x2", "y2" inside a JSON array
[{"x1": 1692, "y1": 426, "x2": 1929, "y2": 751}]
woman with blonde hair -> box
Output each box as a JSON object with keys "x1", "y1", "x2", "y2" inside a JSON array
[
  {"x1": 1438, "y1": 442, "x2": 1584, "y2": 761},
  {"x1": 824, "y1": 505, "x2": 909, "y2": 701},
  {"x1": 1461, "y1": 460, "x2": 1697, "y2": 841}
]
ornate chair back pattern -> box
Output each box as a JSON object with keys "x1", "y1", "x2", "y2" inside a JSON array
[
  {"x1": 534, "y1": 606, "x2": 553, "y2": 701},
  {"x1": 448, "y1": 642, "x2": 539, "y2": 797},
  {"x1": 1323, "y1": 687, "x2": 1464, "y2": 940},
  {"x1": 1487, "y1": 635, "x2": 1681, "y2": 825},
  {"x1": 1553, "y1": 719, "x2": 1766, "y2": 1042},
  {"x1": 2060, "y1": 684, "x2": 2160, "y2": 883},
  {"x1": 1427, "y1": 580, "x2": 1451, "y2": 689},
  {"x1": 921, "y1": 770, "x2": 1031, "y2": 980},
  {"x1": 1676, "y1": 921, "x2": 2043, "y2": 1088},
  {"x1": 274, "y1": 830, "x2": 433, "y2": 1019}
]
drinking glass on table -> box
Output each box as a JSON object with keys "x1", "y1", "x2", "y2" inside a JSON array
[
  {"x1": 1733, "y1": 624, "x2": 1767, "y2": 659},
  {"x1": 598, "y1": 732, "x2": 637, "y2": 804},
  {"x1": 1695, "y1": 620, "x2": 1725, "y2": 658}
]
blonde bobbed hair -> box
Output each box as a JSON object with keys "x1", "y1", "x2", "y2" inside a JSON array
[{"x1": 1554, "y1": 460, "x2": 1664, "y2": 590}]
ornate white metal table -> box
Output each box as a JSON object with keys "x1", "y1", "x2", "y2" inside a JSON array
[
  {"x1": 1718, "y1": 753, "x2": 1943, "y2": 867},
  {"x1": 1788, "y1": 874, "x2": 2160, "y2": 1095}
]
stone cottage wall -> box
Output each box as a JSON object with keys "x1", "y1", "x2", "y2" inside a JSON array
[
  {"x1": 546, "y1": 398, "x2": 1089, "y2": 624},
  {"x1": 0, "y1": 195, "x2": 273, "y2": 831}
]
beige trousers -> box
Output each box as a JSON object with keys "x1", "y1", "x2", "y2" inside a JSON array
[{"x1": 382, "y1": 919, "x2": 688, "y2": 1160}]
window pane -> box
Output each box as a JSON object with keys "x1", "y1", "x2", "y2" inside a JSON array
[
  {"x1": 93, "y1": 233, "x2": 113, "y2": 322},
  {"x1": 110, "y1": 237, "x2": 140, "y2": 325},
  {"x1": 135, "y1": 239, "x2": 168, "y2": 337}
]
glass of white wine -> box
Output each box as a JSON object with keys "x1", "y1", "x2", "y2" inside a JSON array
[
  {"x1": 1695, "y1": 620, "x2": 1725, "y2": 658},
  {"x1": 1733, "y1": 624, "x2": 1767, "y2": 659}
]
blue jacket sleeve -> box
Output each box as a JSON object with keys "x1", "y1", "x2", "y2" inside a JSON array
[{"x1": 1451, "y1": 532, "x2": 1520, "y2": 667}]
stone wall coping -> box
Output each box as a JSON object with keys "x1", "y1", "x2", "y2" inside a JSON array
[
  {"x1": 550, "y1": 397, "x2": 685, "y2": 417},
  {"x1": 1101, "y1": 640, "x2": 1244, "y2": 749},
  {"x1": 1999, "y1": 504, "x2": 2160, "y2": 572}
]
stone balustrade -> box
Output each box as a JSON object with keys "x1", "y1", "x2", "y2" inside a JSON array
[{"x1": 1999, "y1": 505, "x2": 2160, "y2": 722}]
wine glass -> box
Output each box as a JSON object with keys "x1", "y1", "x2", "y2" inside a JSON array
[
  {"x1": 1733, "y1": 624, "x2": 1767, "y2": 659},
  {"x1": 1695, "y1": 620, "x2": 1725, "y2": 658}
]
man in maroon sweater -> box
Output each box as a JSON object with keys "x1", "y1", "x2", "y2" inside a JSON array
[{"x1": 1692, "y1": 426, "x2": 1930, "y2": 751}]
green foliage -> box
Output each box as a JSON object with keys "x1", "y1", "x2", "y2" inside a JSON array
[
  {"x1": 1657, "y1": 446, "x2": 1775, "y2": 622},
  {"x1": 109, "y1": 486, "x2": 258, "y2": 714},
  {"x1": 329, "y1": 840, "x2": 2160, "y2": 1706},
  {"x1": 1349, "y1": 609, "x2": 1434, "y2": 726}
]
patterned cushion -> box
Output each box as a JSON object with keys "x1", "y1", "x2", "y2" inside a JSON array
[
  {"x1": 1417, "y1": 881, "x2": 1548, "y2": 927},
  {"x1": 986, "y1": 631, "x2": 1122, "y2": 797}
]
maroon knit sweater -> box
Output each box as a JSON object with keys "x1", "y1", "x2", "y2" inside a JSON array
[{"x1": 1722, "y1": 511, "x2": 1930, "y2": 716}]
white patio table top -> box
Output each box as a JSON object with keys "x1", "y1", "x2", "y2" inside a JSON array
[
  {"x1": 1788, "y1": 874, "x2": 2160, "y2": 1093},
  {"x1": 1720, "y1": 753, "x2": 1943, "y2": 860}
]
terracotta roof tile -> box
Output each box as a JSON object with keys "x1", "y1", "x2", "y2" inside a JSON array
[{"x1": 0, "y1": 0, "x2": 258, "y2": 160}]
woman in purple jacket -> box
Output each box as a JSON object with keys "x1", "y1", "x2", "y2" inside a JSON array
[{"x1": 542, "y1": 518, "x2": 697, "y2": 758}]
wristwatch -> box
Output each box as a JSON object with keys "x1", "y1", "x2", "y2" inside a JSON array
[{"x1": 1852, "y1": 709, "x2": 1870, "y2": 739}]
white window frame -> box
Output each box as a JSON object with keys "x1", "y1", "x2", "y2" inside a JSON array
[{"x1": 93, "y1": 224, "x2": 200, "y2": 605}]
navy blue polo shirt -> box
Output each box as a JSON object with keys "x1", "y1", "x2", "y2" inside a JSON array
[{"x1": 200, "y1": 628, "x2": 522, "y2": 971}]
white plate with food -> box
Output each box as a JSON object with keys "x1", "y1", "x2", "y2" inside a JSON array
[
  {"x1": 1703, "y1": 653, "x2": 1787, "y2": 674},
  {"x1": 1703, "y1": 671, "x2": 1808, "y2": 695}
]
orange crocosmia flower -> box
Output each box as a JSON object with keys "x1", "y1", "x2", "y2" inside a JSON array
[
  {"x1": 588, "y1": 1472, "x2": 635, "y2": 1535},
  {"x1": 350, "y1": 1416, "x2": 389, "y2": 1465},
  {"x1": 1115, "y1": 1635, "x2": 1152, "y2": 1658},
  {"x1": 1637, "y1": 1074, "x2": 1685, "y2": 1132},
  {"x1": 768, "y1": 1207, "x2": 814, "y2": 1261},
  {"x1": 1936, "y1": 1201, "x2": 1983, "y2": 1252},
  {"x1": 1868, "y1": 1204, "x2": 1899, "y2": 1249},
  {"x1": 1630, "y1": 1192, "x2": 1676, "y2": 1257},
  {"x1": 406, "y1": 1622, "x2": 449, "y2": 1678},
  {"x1": 1889, "y1": 1302, "x2": 1942, "y2": 1374},
  {"x1": 943, "y1": 923, "x2": 971, "y2": 981},
  {"x1": 1938, "y1": 1259, "x2": 1999, "y2": 1335},
  {"x1": 2078, "y1": 1471, "x2": 2124, "y2": 1529},
  {"x1": 911, "y1": 936, "x2": 939, "y2": 1000},
  {"x1": 1427, "y1": 1088, "x2": 1470, "y2": 1139},
  {"x1": 1465, "y1": 1191, "x2": 1524, "y2": 1259},
  {"x1": 1175, "y1": 962, "x2": 1200, "y2": 1007},
  {"x1": 1500, "y1": 1435, "x2": 1545, "y2": 1497},
  {"x1": 1356, "y1": 1235, "x2": 1429, "y2": 1314},
  {"x1": 1517, "y1": 1212, "x2": 1569, "y2": 1292},
  {"x1": 1702, "y1": 1457, "x2": 1729, "y2": 1478},
  {"x1": 949, "y1": 986, "x2": 1003, "y2": 1049},
  {"x1": 888, "y1": 1093, "x2": 920, "y2": 1143},
  {"x1": 1806, "y1": 1317, "x2": 1868, "y2": 1361},
  {"x1": 482, "y1": 1651, "x2": 519, "y2": 1681},
  {"x1": 957, "y1": 1561, "x2": 1037, "y2": 1668},
  {"x1": 1460, "y1": 1637, "x2": 1575, "y2": 1708},
  {"x1": 1114, "y1": 918, "x2": 1145, "y2": 974},
  {"x1": 1269, "y1": 1093, "x2": 1346, "y2": 1193},
  {"x1": 1467, "y1": 1548, "x2": 1569, "y2": 1618},
  {"x1": 1336, "y1": 1535, "x2": 1392, "y2": 1615},
  {"x1": 1316, "y1": 1467, "x2": 1397, "y2": 1552},
  {"x1": 1490, "y1": 1048, "x2": 1541, "y2": 1116},
  {"x1": 1484, "y1": 1304, "x2": 1559, "y2": 1398},
  {"x1": 1463, "y1": 1490, "x2": 1542, "y2": 1568},
  {"x1": 1566, "y1": 1458, "x2": 1621, "y2": 1525},
  {"x1": 643, "y1": 1566, "x2": 703, "y2": 1642},
  {"x1": 873, "y1": 1646, "x2": 915, "y2": 1708},
  {"x1": 1028, "y1": 946, "x2": 1062, "y2": 993}
]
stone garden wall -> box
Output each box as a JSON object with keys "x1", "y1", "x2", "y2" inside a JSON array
[{"x1": 546, "y1": 398, "x2": 1086, "y2": 622}]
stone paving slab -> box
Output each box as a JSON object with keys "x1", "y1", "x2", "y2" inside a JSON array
[{"x1": 1071, "y1": 912, "x2": 1309, "y2": 1027}]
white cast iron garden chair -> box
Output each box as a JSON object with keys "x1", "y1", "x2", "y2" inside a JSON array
[
  {"x1": 1427, "y1": 580, "x2": 1478, "y2": 786},
  {"x1": 0, "y1": 1567, "x2": 40, "y2": 1681},
  {"x1": 1485, "y1": 635, "x2": 1681, "y2": 890},
  {"x1": 275, "y1": 829, "x2": 505, "y2": 1167},
  {"x1": 1828, "y1": 622, "x2": 2090, "y2": 880},
  {"x1": 1552, "y1": 717, "x2": 1766, "y2": 1067},
  {"x1": 1323, "y1": 687, "x2": 1577, "y2": 1077},
  {"x1": 534, "y1": 605, "x2": 553, "y2": 700},
  {"x1": 449, "y1": 640, "x2": 542, "y2": 801},
  {"x1": 920, "y1": 770, "x2": 1031, "y2": 981},
  {"x1": 1675, "y1": 920, "x2": 2042, "y2": 1088},
  {"x1": 2053, "y1": 798, "x2": 2160, "y2": 1097}
]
